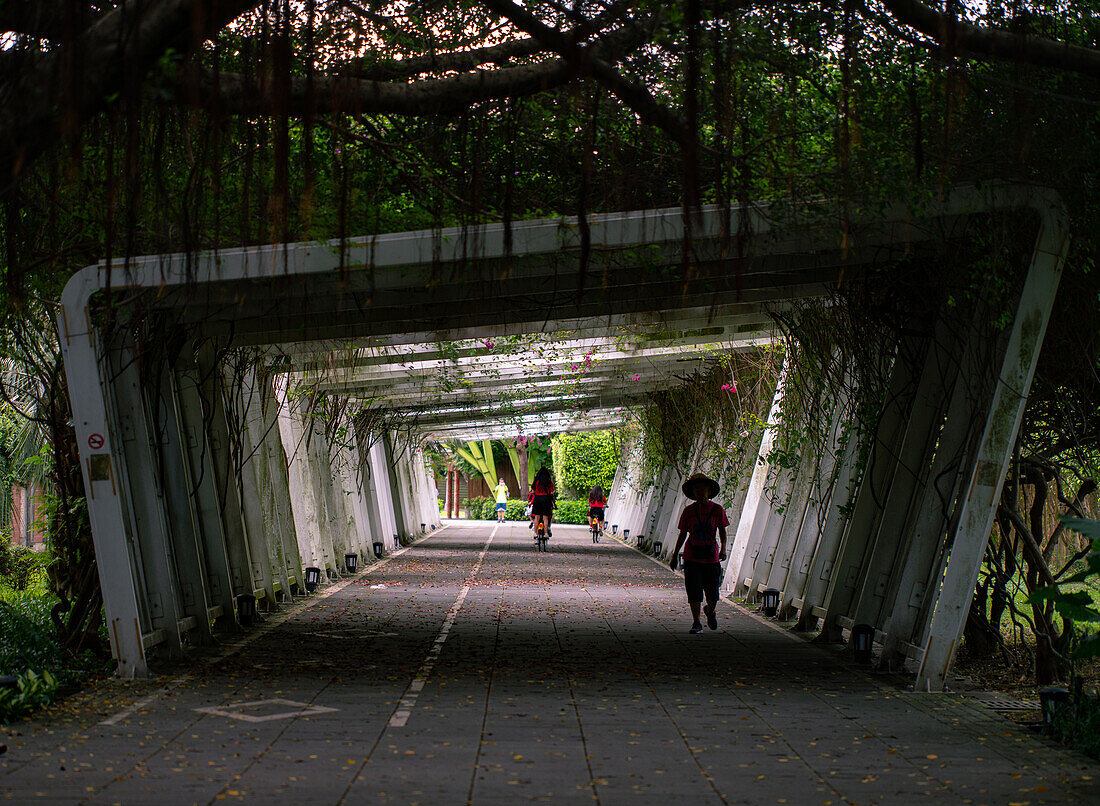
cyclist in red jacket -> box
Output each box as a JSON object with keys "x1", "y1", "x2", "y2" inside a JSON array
[
  {"x1": 530, "y1": 467, "x2": 556, "y2": 538},
  {"x1": 588, "y1": 485, "x2": 607, "y2": 532}
]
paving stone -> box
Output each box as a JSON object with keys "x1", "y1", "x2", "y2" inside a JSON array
[{"x1": 3, "y1": 521, "x2": 1100, "y2": 804}]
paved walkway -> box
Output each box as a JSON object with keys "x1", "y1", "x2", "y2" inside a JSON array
[{"x1": 3, "y1": 521, "x2": 1098, "y2": 804}]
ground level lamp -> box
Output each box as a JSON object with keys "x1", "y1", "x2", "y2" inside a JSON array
[
  {"x1": 612, "y1": 525, "x2": 618, "y2": 535},
  {"x1": 345, "y1": 553, "x2": 359, "y2": 573},
  {"x1": 653, "y1": 539, "x2": 663, "y2": 555},
  {"x1": 421, "y1": 522, "x2": 426, "y2": 532},
  {"x1": 373, "y1": 540, "x2": 384, "y2": 558},
  {"x1": 761, "y1": 588, "x2": 780, "y2": 618},
  {"x1": 623, "y1": 529, "x2": 630, "y2": 541},
  {"x1": 851, "y1": 623, "x2": 875, "y2": 665},
  {"x1": 304, "y1": 566, "x2": 322, "y2": 593},
  {"x1": 236, "y1": 593, "x2": 257, "y2": 627},
  {"x1": 1040, "y1": 686, "x2": 1071, "y2": 734}
]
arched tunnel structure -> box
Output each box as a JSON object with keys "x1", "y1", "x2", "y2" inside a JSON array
[{"x1": 59, "y1": 183, "x2": 1067, "y2": 691}]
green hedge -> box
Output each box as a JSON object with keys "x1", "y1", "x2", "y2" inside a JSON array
[
  {"x1": 460, "y1": 497, "x2": 595, "y2": 525},
  {"x1": 0, "y1": 540, "x2": 46, "y2": 592}
]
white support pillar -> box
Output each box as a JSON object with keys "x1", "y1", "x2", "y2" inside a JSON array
[
  {"x1": 172, "y1": 361, "x2": 238, "y2": 630},
  {"x1": 256, "y1": 373, "x2": 305, "y2": 595},
  {"x1": 795, "y1": 419, "x2": 864, "y2": 632},
  {"x1": 915, "y1": 203, "x2": 1068, "y2": 691},
  {"x1": 878, "y1": 325, "x2": 986, "y2": 667},
  {"x1": 849, "y1": 319, "x2": 961, "y2": 633},
  {"x1": 777, "y1": 379, "x2": 854, "y2": 617},
  {"x1": 369, "y1": 440, "x2": 401, "y2": 549},
  {"x1": 235, "y1": 369, "x2": 283, "y2": 606},
  {"x1": 762, "y1": 445, "x2": 819, "y2": 599},
  {"x1": 723, "y1": 357, "x2": 789, "y2": 596},
  {"x1": 111, "y1": 348, "x2": 186, "y2": 658},
  {"x1": 277, "y1": 396, "x2": 330, "y2": 575},
  {"x1": 152, "y1": 363, "x2": 216, "y2": 645}
]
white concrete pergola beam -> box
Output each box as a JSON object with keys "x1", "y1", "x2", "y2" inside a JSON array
[
  {"x1": 280, "y1": 310, "x2": 779, "y2": 372},
  {"x1": 308, "y1": 337, "x2": 773, "y2": 395}
]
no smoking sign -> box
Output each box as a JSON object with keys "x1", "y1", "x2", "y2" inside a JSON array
[{"x1": 88, "y1": 433, "x2": 105, "y2": 450}]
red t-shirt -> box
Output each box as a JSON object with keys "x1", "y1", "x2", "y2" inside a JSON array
[
  {"x1": 677, "y1": 501, "x2": 729, "y2": 563},
  {"x1": 532, "y1": 479, "x2": 555, "y2": 496},
  {"x1": 589, "y1": 495, "x2": 606, "y2": 508}
]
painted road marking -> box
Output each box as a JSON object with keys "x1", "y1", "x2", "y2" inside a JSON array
[
  {"x1": 388, "y1": 523, "x2": 498, "y2": 728},
  {"x1": 99, "y1": 526, "x2": 449, "y2": 727},
  {"x1": 194, "y1": 698, "x2": 339, "y2": 723}
]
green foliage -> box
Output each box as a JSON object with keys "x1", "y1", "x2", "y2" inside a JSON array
[
  {"x1": 0, "y1": 541, "x2": 45, "y2": 592},
  {"x1": 460, "y1": 496, "x2": 591, "y2": 524},
  {"x1": 1051, "y1": 691, "x2": 1100, "y2": 760},
  {"x1": 0, "y1": 668, "x2": 59, "y2": 723},
  {"x1": 552, "y1": 430, "x2": 624, "y2": 497},
  {"x1": 1028, "y1": 518, "x2": 1100, "y2": 658},
  {"x1": 552, "y1": 500, "x2": 591, "y2": 525}
]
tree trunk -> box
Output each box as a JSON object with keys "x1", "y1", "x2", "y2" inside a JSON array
[
  {"x1": 443, "y1": 464, "x2": 453, "y2": 518},
  {"x1": 517, "y1": 444, "x2": 530, "y2": 499},
  {"x1": 963, "y1": 588, "x2": 999, "y2": 659}
]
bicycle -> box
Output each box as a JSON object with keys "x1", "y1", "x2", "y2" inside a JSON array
[
  {"x1": 535, "y1": 520, "x2": 549, "y2": 552},
  {"x1": 590, "y1": 517, "x2": 600, "y2": 543}
]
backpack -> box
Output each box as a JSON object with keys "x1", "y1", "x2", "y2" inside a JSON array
[{"x1": 687, "y1": 502, "x2": 717, "y2": 548}]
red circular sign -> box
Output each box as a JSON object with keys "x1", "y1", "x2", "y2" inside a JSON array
[{"x1": 88, "y1": 433, "x2": 104, "y2": 450}]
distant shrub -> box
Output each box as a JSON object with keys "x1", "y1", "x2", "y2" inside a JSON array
[
  {"x1": 552, "y1": 430, "x2": 624, "y2": 497},
  {"x1": 0, "y1": 541, "x2": 44, "y2": 592}
]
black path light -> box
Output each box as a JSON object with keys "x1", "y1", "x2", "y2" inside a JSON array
[
  {"x1": 373, "y1": 541, "x2": 384, "y2": 558},
  {"x1": 236, "y1": 593, "x2": 257, "y2": 627},
  {"x1": 761, "y1": 588, "x2": 780, "y2": 617},
  {"x1": 421, "y1": 522, "x2": 426, "y2": 532},
  {"x1": 304, "y1": 566, "x2": 322, "y2": 593},
  {"x1": 623, "y1": 529, "x2": 630, "y2": 541},
  {"x1": 611, "y1": 524, "x2": 618, "y2": 535},
  {"x1": 653, "y1": 539, "x2": 663, "y2": 555},
  {"x1": 1040, "y1": 686, "x2": 1071, "y2": 733},
  {"x1": 852, "y1": 623, "x2": 875, "y2": 665},
  {"x1": 0, "y1": 675, "x2": 17, "y2": 691},
  {"x1": 345, "y1": 553, "x2": 358, "y2": 573}
]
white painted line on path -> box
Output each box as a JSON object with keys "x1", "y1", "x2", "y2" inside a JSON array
[
  {"x1": 389, "y1": 523, "x2": 497, "y2": 728},
  {"x1": 99, "y1": 525, "x2": 450, "y2": 727}
]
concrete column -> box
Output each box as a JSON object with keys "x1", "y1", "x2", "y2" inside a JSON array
[
  {"x1": 794, "y1": 415, "x2": 864, "y2": 633},
  {"x1": 777, "y1": 380, "x2": 854, "y2": 617},
  {"x1": 382, "y1": 432, "x2": 409, "y2": 540},
  {"x1": 197, "y1": 349, "x2": 257, "y2": 601},
  {"x1": 233, "y1": 368, "x2": 282, "y2": 606},
  {"x1": 849, "y1": 319, "x2": 961, "y2": 635},
  {"x1": 878, "y1": 325, "x2": 987, "y2": 667},
  {"x1": 761, "y1": 444, "x2": 819, "y2": 600},
  {"x1": 173, "y1": 360, "x2": 238, "y2": 630},
  {"x1": 151, "y1": 362, "x2": 216, "y2": 645},
  {"x1": 109, "y1": 347, "x2": 186, "y2": 657},
  {"x1": 58, "y1": 327, "x2": 149, "y2": 676},
  {"x1": 369, "y1": 440, "x2": 401, "y2": 549},
  {"x1": 277, "y1": 395, "x2": 328, "y2": 575},
  {"x1": 819, "y1": 341, "x2": 923, "y2": 637},
  {"x1": 916, "y1": 212, "x2": 1066, "y2": 690},
  {"x1": 724, "y1": 357, "x2": 789, "y2": 596},
  {"x1": 256, "y1": 374, "x2": 305, "y2": 594},
  {"x1": 305, "y1": 423, "x2": 347, "y2": 576}
]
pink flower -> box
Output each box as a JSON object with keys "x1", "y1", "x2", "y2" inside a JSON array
[
  {"x1": 631, "y1": 373, "x2": 640, "y2": 381},
  {"x1": 483, "y1": 339, "x2": 495, "y2": 349}
]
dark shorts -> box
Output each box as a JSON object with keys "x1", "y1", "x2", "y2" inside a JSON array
[
  {"x1": 683, "y1": 561, "x2": 721, "y2": 604},
  {"x1": 588, "y1": 506, "x2": 604, "y2": 521},
  {"x1": 532, "y1": 495, "x2": 553, "y2": 516},
  {"x1": 496, "y1": 502, "x2": 507, "y2": 511}
]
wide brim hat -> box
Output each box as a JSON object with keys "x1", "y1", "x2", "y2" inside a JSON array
[{"x1": 682, "y1": 472, "x2": 720, "y2": 499}]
